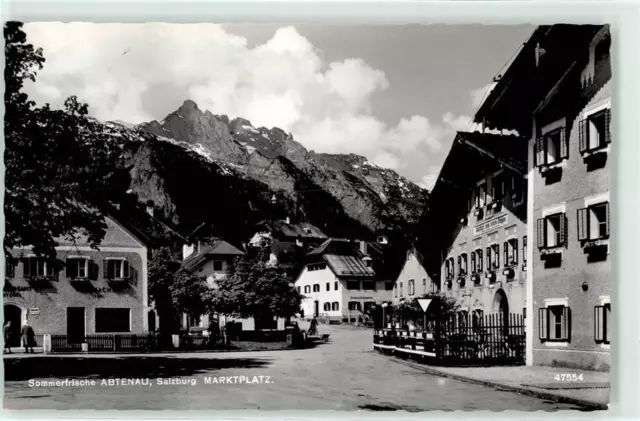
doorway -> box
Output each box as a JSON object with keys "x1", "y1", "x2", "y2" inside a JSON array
[
  {"x1": 67, "y1": 307, "x2": 86, "y2": 343},
  {"x1": 3, "y1": 304, "x2": 23, "y2": 347},
  {"x1": 493, "y1": 289, "x2": 509, "y2": 334}
]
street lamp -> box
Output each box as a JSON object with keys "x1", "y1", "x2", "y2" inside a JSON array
[{"x1": 381, "y1": 302, "x2": 388, "y2": 329}]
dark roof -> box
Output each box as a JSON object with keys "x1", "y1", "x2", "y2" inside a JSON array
[
  {"x1": 181, "y1": 239, "x2": 244, "y2": 272},
  {"x1": 455, "y1": 131, "x2": 528, "y2": 175},
  {"x1": 270, "y1": 241, "x2": 304, "y2": 263},
  {"x1": 105, "y1": 203, "x2": 186, "y2": 248},
  {"x1": 474, "y1": 25, "x2": 605, "y2": 135},
  {"x1": 257, "y1": 220, "x2": 327, "y2": 240},
  {"x1": 307, "y1": 238, "x2": 356, "y2": 256},
  {"x1": 324, "y1": 254, "x2": 375, "y2": 278}
]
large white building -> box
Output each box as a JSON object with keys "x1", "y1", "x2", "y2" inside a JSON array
[{"x1": 294, "y1": 239, "x2": 396, "y2": 323}]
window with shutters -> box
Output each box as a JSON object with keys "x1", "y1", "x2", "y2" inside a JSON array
[
  {"x1": 491, "y1": 174, "x2": 504, "y2": 203},
  {"x1": 304, "y1": 285, "x2": 311, "y2": 294},
  {"x1": 23, "y1": 257, "x2": 52, "y2": 278},
  {"x1": 399, "y1": 282, "x2": 403, "y2": 297},
  {"x1": 431, "y1": 280, "x2": 439, "y2": 294},
  {"x1": 323, "y1": 302, "x2": 331, "y2": 312},
  {"x1": 475, "y1": 182, "x2": 487, "y2": 208},
  {"x1": 594, "y1": 303, "x2": 611, "y2": 344},
  {"x1": 537, "y1": 213, "x2": 567, "y2": 249},
  {"x1": 104, "y1": 258, "x2": 130, "y2": 280},
  {"x1": 523, "y1": 236, "x2": 528, "y2": 265},
  {"x1": 579, "y1": 108, "x2": 611, "y2": 154},
  {"x1": 408, "y1": 279, "x2": 415, "y2": 295},
  {"x1": 394, "y1": 283, "x2": 398, "y2": 297},
  {"x1": 313, "y1": 284, "x2": 320, "y2": 292},
  {"x1": 486, "y1": 244, "x2": 500, "y2": 271},
  {"x1": 504, "y1": 239, "x2": 518, "y2": 266},
  {"x1": 577, "y1": 202, "x2": 610, "y2": 241},
  {"x1": 535, "y1": 127, "x2": 568, "y2": 167},
  {"x1": 458, "y1": 254, "x2": 468, "y2": 275},
  {"x1": 539, "y1": 305, "x2": 571, "y2": 342},
  {"x1": 348, "y1": 301, "x2": 361, "y2": 311},
  {"x1": 66, "y1": 257, "x2": 89, "y2": 279},
  {"x1": 326, "y1": 282, "x2": 330, "y2": 291},
  {"x1": 335, "y1": 281, "x2": 339, "y2": 290},
  {"x1": 332, "y1": 302, "x2": 339, "y2": 311}
]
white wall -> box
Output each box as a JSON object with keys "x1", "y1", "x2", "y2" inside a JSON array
[
  {"x1": 295, "y1": 265, "x2": 341, "y2": 317},
  {"x1": 393, "y1": 250, "x2": 433, "y2": 304}
]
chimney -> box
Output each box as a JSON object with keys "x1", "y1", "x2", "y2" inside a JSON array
[{"x1": 360, "y1": 240, "x2": 368, "y2": 256}]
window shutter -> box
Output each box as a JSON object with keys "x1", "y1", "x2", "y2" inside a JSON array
[
  {"x1": 577, "y1": 208, "x2": 589, "y2": 241},
  {"x1": 559, "y1": 214, "x2": 568, "y2": 246},
  {"x1": 503, "y1": 242, "x2": 508, "y2": 266},
  {"x1": 604, "y1": 108, "x2": 611, "y2": 144},
  {"x1": 579, "y1": 119, "x2": 588, "y2": 153},
  {"x1": 534, "y1": 137, "x2": 545, "y2": 167},
  {"x1": 536, "y1": 218, "x2": 546, "y2": 248},
  {"x1": 66, "y1": 259, "x2": 76, "y2": 278},
  {"x1": 471, "y1": 252, "x2": 476, "y2": 273},
  {"x1": 478, "y1": 250, "x2": 483, "y2": 271},
  {"x1": 594, "y1": 305, "x2": 605, "y2": 342},
  {"x1": 485, "y1": 247, "x2": 491, "y2": 271},
  {"x1": 559, "y1": 127, "x2": 569, "y2": 159},
  {"x1": 495, "y1": 244, "x2": 500, "y2": 268},
  {"x1": 513, "y1": 239, "x2": 519, "y2": 264},
  {"x1": 457, "y1": 256, "x2": 461, "y2": 274},
  {"x1": 538, "y1": 308, "x2": 548, "y2": 341},
  {"x1": 123, "y1": 260, "x2": 130, "y2": 279},
  {"x1": 23, "y1": 259, "x2": 30, "y2": 277},
  {"x1": 562, "y1": 306, "x2": 571, "y2": 341},
  {"x1": 103, "y1": 260, "x2": 109, "y2": 279},
  {"x1": 604, "y1": 202, "x2": 610, "y2": 237}
]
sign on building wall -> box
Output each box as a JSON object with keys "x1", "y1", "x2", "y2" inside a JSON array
[
  {"x1": 28, "y1": 308, "x2": 40, "y2": 315},
  {"x1": 474, "y1": 214, "x2": 508, "y2": 236},
  {"x1": 350, "y1": 296, "x2": 374, "y2": 300}
]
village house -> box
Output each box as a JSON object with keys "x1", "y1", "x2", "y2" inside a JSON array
[
  {"x1": 419, "y1": 131, "x2": 529, "y2": 328},
  {"x1": 392, "y1": 245, "x2": 439, "y2": 305},
  {"x1": 294, "y1": 238, "x2": 398, "y2": 323},
  {"x1": 473, "y1": 24, "x2": 611, "y2": 370},
  {"x1": 3, "y1": 201, "x2": 180, "y2": 347},
  {"x1": 248, "y1": 217, "x2": 327, "y2": 251}
]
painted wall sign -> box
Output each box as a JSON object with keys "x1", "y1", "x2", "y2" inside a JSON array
[
  {"x1": 474, "y1": 214, "x2": 508, "y2": 236},
  {"x1": 350, "y1": 296, "x2": 374, "y2": 300},
  {"x1": 29, "y1": 308, "x2": 40, "y2": 315}
]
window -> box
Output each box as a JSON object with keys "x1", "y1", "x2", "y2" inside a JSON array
[
  {"x1": 213, "y1": 260, "x2": 223, "y2": 271},
  {"x1": 326, "y1": 282, "x2": 330, "y2": 291},
  {"x1": 95, "y1": 308, "x2": 131, "y2": 333},
  {"x1": 578, "y1": 202, "x2": 610, "y2": 241},
  {"x1": 537, "y1": 213, "x2": 567, "y2": 248},
  {"x1": 304, "y1": 285, "x2": 311, "y2": 294},
  {"x1": 503, "y1": 239, "x2": 518, "y2": 266},
  {"x1": 364, "y1": 259, "x2": 372, "y2": 268},
  {"x1": 491, "y1": 174, "x2": 504, "y2": 203},
  {"x1": 103, "y1": 259, "x2": 130, "y2": 280},
  {"x1": 362, "y1": 280, "x2": 375, "y2": 291},
  {"x1": 457, "y1": 254, "x2": 468, "y2": 276},
  {"x1": 430, "y1": 280, "x2": 439, "y2": 294},
  {"x1": 23, "y1": 257, "x2": 52, "y2": 278},
  {"x1": 594, "y1": 303, "x2": 611, "y2": 344},
  {"x1": 323, "y1": 302, "x2": 331, "y2": 312},
  {"x1": 399, "y1": 282, "x2": 403, "y2": 297},
  {"x1": 539, "y1": 306, "x2": 571, "y2": 342},
  {"x1": 297, "y1": 286, "x2": 301, "y2": 293},
  {"x1": 579, "y1": 108, "x2": 611, "y2": 153},
  {"x1": 332, "y1": 302, "x2": 339, "y2": 311},
  {"x1": 308, "y1": 263, "x2": 327, "y2": 271},
  {"x1": 5, "y1": 259, "x2": 15, "y2": 278},
  {"x1": 535, "y1": 127, "x2": 568, "y2": 167},
  {"x1": 444, "y1": 257, "x2": 455, "y2": 279},
  {"x1": 385, "y1": 282, "x2": 394, "y2": 291},
  {"x1": 422, "y1": 278, "x2": 427, "y2": 294},
  {"x1": 486, "y1": 244, "x2": 500, "y2": 271},
  {"x1": 394, "y1": 283, "x2": 398, "y2": 297},
  {"x1": 66, "y1": 257, "x2": 89, "y2": 279},
  {"x1": 408, "y1": 279, "x2": 415, "y2": 295},
  {"x1": 334, "y1": 281, "x2": 339, "y2": 291},
  {"x1": 471, "y1": 249, "x2": 483, "y2": 273},
  {"x1": 313, "y1": 284, "x2": 320, "y2": 292},
  {"x1": 348, "y1": 302, "x2": 362, "y2": 312},
  {"x1": 347, "y1": 280, "x2": 360, "y2": 290},
  {"x1": 475, "y1": 183, "x2": 487, "y2": 208},
  {"x1": 472, "y1": 310, "x2": 484, "y2": 328},
  {"x1": 523, "y1": 236, "x2": 528, "y2": 265}
]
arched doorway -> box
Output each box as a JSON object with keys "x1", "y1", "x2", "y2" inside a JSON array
[
  {"x1": 4, "y1": 304, "x2": 23, "y2": 347},
  {"x1": 492, "y1": 289, "x2": 509, "y2": 335}
]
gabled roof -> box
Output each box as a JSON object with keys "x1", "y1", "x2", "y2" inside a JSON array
[
  {"x1": 324, "y1": 254, "x2": 375, "y2": 278},
  {"x1": 104, "y1": 202, "x2": 186, "y2": 248},
  {"x1": 181, "y1": 239, "x2": 244, "y2": 272},
  {"x1": 256, "y1": 220, "x2": 327, "y2": 240}
]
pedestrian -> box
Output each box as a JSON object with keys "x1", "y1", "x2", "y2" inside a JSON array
[
  {"x1": 21, "y1": 321, "x2": 36, "y2": 353},
  {"x1": 308, "y1": 317, "x2": 318, "y2": 336},
  {"x1": 4, "y1": 320, "x2": 13, "y2": 354}
]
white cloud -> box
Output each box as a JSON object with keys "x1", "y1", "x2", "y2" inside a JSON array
[
  {"x1": 23, "y1": 23, "x2": 475, "y2": 178},
  {"x1": 470, "y1": 82, "x2": 497, "y2": 109}
]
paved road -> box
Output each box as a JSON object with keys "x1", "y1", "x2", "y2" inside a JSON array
[{"x1": 4, "y1": 323, "x2": 581, "y2": 411}]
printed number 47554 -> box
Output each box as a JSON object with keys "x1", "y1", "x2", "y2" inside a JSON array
[{"x1": 554, "y1": 373, "x2": 584, "y2": 382}]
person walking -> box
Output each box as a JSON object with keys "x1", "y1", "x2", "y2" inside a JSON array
[
  {"x1": 4, "y1": 321, "x2": 13, "y2": 354},
  {"x1": 21, "y1": 321, "x2": 36, "y2": 354},
  {"x1": 308, "y1": 317, "x2": 318, "y2": 336}
]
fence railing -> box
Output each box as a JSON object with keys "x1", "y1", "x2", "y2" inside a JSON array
[{"x1": 373, "y1": 312, "x2": 525, "y2": 366}]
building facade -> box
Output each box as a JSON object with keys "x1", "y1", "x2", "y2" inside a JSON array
[
  {"x1": 392, "y1": 247, "x2": 438, "y2": 304},
  {"x1": 295, "y1": 239, "x2": 394, "y2": 322},
  {"x1": 4, "y1": 216, "x2": 149, "y2": 346},
  {"x1": 473, "y1": 24, "x2": 611, "y2": 370}
]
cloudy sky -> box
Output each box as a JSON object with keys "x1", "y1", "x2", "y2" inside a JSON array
[{"x1": 23, "y1": 23, "x2": 533, "y2": 189}]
